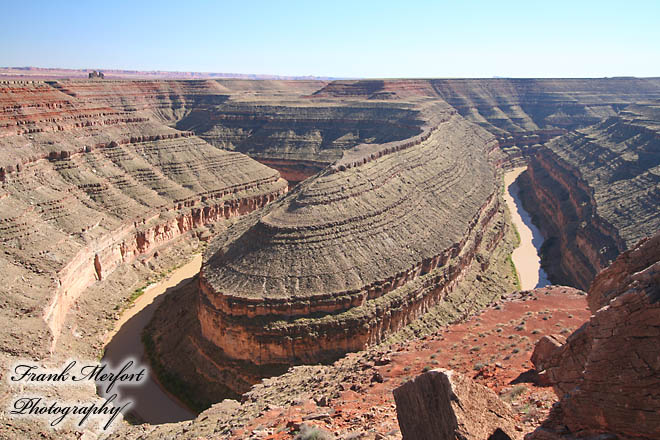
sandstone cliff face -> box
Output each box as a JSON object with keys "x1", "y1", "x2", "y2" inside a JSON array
[
  {"x1": 0, "y1": 80, "x2": 287, "y2": 354},
  {"x1": 530, "y1": 231, "x2": 660, "y2": 439},
  {"x1": 519, "y1": 103, "x2": 660, "y2": 289},
  {"x1": 176, "y1": 100, "x2": 427, "y2": 169},
  {"x1": 311, "y1": 78, "x2": 660, "y2": 165}
]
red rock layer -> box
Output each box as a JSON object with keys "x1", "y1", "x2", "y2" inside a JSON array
[{"x1": 530, "y1": 231, "x2": 660, "y2": 439}]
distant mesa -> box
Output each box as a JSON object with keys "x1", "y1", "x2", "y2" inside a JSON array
[{"x1": 88, "y1": 70, "x2": 104, "y2": 79}]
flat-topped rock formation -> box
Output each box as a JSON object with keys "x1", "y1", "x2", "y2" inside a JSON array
[
  {"x1": 529, "y1": 230, "x2": 660, "y2": 439},
  {"x1": 0, "y1": 80, "x2": 287, "y2": 356},
  {"x1": 518, "y1": 102, "x2": 660, "y2": 289},
  {"x1": 314, "y1": 78, "x2": 660, "y2": 133},
  {"x1": 313, "y1": 78, "x2": 660, "y2": 166}
]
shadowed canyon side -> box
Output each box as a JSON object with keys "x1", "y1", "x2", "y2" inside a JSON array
[
  {"x1": 146, "y1": 102, "x2": 516, "y2": 402},
  {"x1": 518, "y1": 102, "x2": 660, "y2": 289},
  {"x1": 0, "y1": 80, "x2": 287, "y2": 356}
]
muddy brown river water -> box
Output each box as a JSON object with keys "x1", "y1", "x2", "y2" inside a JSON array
[
  {"x1": 101, "y1": 255, "x2": 202, "y2": 424},
  {"x1": 503, "y1": 167, "x2": 550, "y2": 290}
]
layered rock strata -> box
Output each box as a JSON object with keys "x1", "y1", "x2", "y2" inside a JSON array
[
  {"x1": 394, "y1": 369, "x2": 520, "y2": 440},
  {"x1": 0, "y1": 80, "x2": 287, "y2": 353},
  {"x1": 192, "y1": 110, "x2": 508, "y2": 395},
  {"x1": 519, "y1": 103, "x2": 660, "y2": 288},
  {"x1": 176, "y1": 101, "x2": 427, "y2": 175},
  {"x1": 312, "y1": 78, "x2": 660, "y2": 164},
  {"x1": 529, "y1": 230, "x2": 660, "y2": 439}
]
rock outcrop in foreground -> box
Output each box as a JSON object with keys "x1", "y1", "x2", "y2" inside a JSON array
[
  {"x1": 529, "y1": 230, "x2": 660, "y2": 439},
  {"x1": 519, "y1": 103, "x2": 660, "y2": 289},
  {"x1": 394, "y1": 368, "x2": 521, "y2": 440}
]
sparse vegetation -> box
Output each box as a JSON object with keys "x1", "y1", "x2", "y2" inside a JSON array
[
  {"x1": 128, "y1": 286, "x2": 146, "y2": 304},
  {"x1": 473, "y1": 362, "x2": 487, "y2": 370},
  {"x1": 506, "y1": 254, "x2": 521, "y2": 290},
  {"x1": 294, "y1": 424, "x2": 334, "y2": 440},
  {"x1": 501, "y1": 384, "x2": 527, "y2": 402}
]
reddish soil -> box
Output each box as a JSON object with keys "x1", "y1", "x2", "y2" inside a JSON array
[{"x1": 231, "y1": 286, "x2": 589, "y2": 439}]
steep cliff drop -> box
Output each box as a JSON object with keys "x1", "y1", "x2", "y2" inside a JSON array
[{"x1": 0, "y1": 80, "x2": 287, "y2": 363}]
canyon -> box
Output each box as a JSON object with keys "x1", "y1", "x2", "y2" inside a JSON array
[
  {"x1": 519, "y1": 102, "x2": 660, "y2": 289},
  {"x1": 0, "y1": 76, "x2": 659, "y2": 439}
]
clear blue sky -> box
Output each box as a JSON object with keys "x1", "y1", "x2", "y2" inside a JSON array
[{"x1": 1, "y1": 0, "x2": 658, "y2": 78}]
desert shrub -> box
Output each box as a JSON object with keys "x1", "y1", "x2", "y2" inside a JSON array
[
  {"x1": 473, "y1": 362, "x2": 487, "y2": 370},
  {"x1": 294, "y1": 424, "x2": 334, "y2": 440},
  {"x1": 501, "y1": 384, "x2": 527, "y2": 402}
]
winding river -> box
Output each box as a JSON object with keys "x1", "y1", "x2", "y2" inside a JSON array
[
  {"x1": 100, "y1": 166, "x2": 548, "y2": 424},
  {"x1": 100, "y1": 255, "x2": 202, "y2": 424},
  {"x1": 503, "y1": 167, "x2": 550, "y2": 290}
]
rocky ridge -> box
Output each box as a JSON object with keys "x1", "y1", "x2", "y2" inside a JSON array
[
  {"x1": 0, "y1": 80, "x2": 287, "y2": 360},
  {"x1": 518, "y1": 102, "x2": 660, "y2": 289},
  {"x1": 529, "y1": 230, "x2": 660, "y2": 439},
  {"x1": 312, "y1": 78, "x2": 660, "y2": 163},
  {"x1": 185, "y1": 105, "x2": 510, "y2": 396}
]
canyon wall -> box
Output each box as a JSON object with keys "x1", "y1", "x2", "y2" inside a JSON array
[
  {"x1": 0, "y1": 80, "x2": 287, "y2": 354},
  {"x1": 313, "y1": 78, "x2": 660, "y2": 166},
  {"x1": 175, "y1": 101, "x2": 427, "y2": 177},
  {"x1": 3, "y1": 77, "x2": 660, "y2": 440},
  {"x1": 518, "y1": 103, "x2": 660, "y2": 289}
]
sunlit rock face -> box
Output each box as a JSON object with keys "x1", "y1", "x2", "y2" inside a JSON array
[
  {"x1": 196, "y1": 103, "x2": 509, "y2": 392},
  {"x1": 0, "y1": 80, "x2": 287, "y2": 351}
]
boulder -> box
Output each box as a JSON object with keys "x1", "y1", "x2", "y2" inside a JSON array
[
  {"x1": 530, "y1": 334, "x2": 565, "y2": 371},
  {"x1": 393, "y1": 368, "x2": 521, "y2": 440}
]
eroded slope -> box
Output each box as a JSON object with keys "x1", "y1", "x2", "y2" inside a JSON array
[
  {"x1": 519, "y1": 102, "x2": 660, "y2": 288},
  {"x1": 0, "y1": 80, "x2": 287, "y2": 360}
]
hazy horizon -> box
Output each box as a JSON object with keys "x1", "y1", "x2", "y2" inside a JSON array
[{"x1": 2, "y1": 0, "x2": 658, "y2": 78}]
